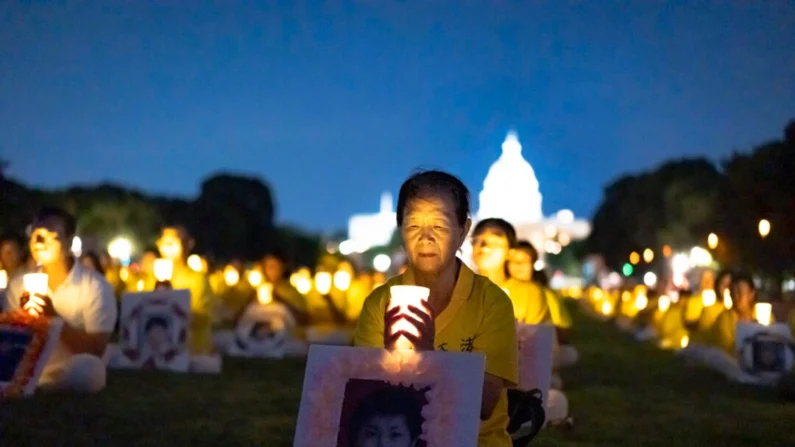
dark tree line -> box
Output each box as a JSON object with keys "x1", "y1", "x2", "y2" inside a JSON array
[
  {"x1": 586, "y1": 119, "x2": 795, "y2": 289},
  {"x1": 0, "y1": 171, "x2": 321, "y2": 267}
]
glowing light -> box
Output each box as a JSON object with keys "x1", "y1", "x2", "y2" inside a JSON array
[
  {"x1": 71, "y1": 236, "x2": 82, "y2": 257},
  {"x1": 629, "y1": 252, "x2": 640, "y2": 265},
  {"x1": 689, "y1": 247, "x2": 712, "y2": 267},
  {"x1": 247, "y1": 270, "x2": 264, "y2": 287},
  {"x1": 108, "y1": 237, "x2": 133, "y2": 262},
  {"x1": 643, "y1": 272, "x2": 658, "y2": 288},
  {"x1": 187, "y1": 255, "x2": 203, "y2": 272},
  {"x1": 257, "y1": 283, "x2": 273, "y2": 305},
  {"x1": 755, "y1": 302, "x2": 773, "y2": 326},
  {"x1": 758, "y1": 219, "x2": 771, "y2": 238},
  {"x1": 723, "y1": 290, "x2": 733, "y2": 309},
  {"x1": 136, "y1": 279, "x2": 144, "y2": 291},
  {"x1": 672, "y1": 254, "x2": 690, "y2": 273},
  {"x1": 373, "y1": 254, "x2": 392, "y2": 273},
  {"x1": 643, "y1": 249, "x2": 654, "y2": 263},
  {"x1": 557, "y1": 209, "x2": 575, "y2": 224},
  {"x1": 707, "y1": 233, "x2": 719, "y2": 250},
  {"x1": 635, "y1": 294, "x2": 648, "y2": 311},
  {"x1": 533, "y1": 260, "x2": 545, "y2": 271},
  {"x1": 680, "y1": 336, "x2": 689, "y2": 349},
  {"x1": 223, "y1": 265, "x2": 240, "y2": 287},
  {"x1": 601, "y1": 301, "x2": 612, "y2": 316},
  {"x1": 295, "y1": 277, "x2": 312, "y2": 295},
  {"x1": 388, "y1": 286, "x2": 430, "y2": 351},
  {"x1": 673, "y1": 272, "x2": 685, "y2": 288},
  {"x1": 544, "y1": 225, "x2": 557, "y2": 238},
  {"x1": 154, "y1": 259, "x2": 173, "y2": 282},
  {"x1": 702, "y1": 290, "x2": 716, "y2": 307},
  {"x1": 23, "y1": 273, "x2": 48, "y2": 316},
  {"x1": 558, "y1": 232, "x2": 571, "y2": 247},
  {"x1": 501, "y1": 287, "x2": 510, "y2": 297},
  {"x1": 0, "y1": 270, "x2": 7, "y2": 289},
  {"x1": 593, "y1": 289, "x2": 604, "y2": 301},
  {"x1": 314, "y1": 272, "x2": 332, "y2": 295},
  {"x1": 119, "y1": 267, "x2": 130, "y2": 282},
  {"x1": 662, "y1": 245, "x2": 672, "y2": 257},
  {"x1": 621, "y1": 291, "x2": 631, "y2": 302},
  {"x1": 544, "y1": 240, "x2": 562, "y2": 255},
  {"x1": 333, "y1": 270, "x2": 352, "y2": 291},
  {"x1": 658, "y1": 295, "x2": 671, "y2": 312},
  {"x1": 338, "y1": 240, "x2": 355, "y2": 256},
  {"x1": 622, "y1": 263, "x2": 634, "y2": 277}
]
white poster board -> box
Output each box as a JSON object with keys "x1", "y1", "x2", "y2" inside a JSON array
[
  {"x1": 517, "y1": 323, "x2": 556, "y2": 405},
  {"x1": 0, "y1": 312, "x2": 63, "y2": 398}
]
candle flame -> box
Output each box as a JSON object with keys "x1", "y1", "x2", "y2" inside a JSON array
[
  {"x1": 755, "y1": 302, "x2": 773, "y2": 326},
  {"x1": 257, "y1": 283, "x2": 274, "y2": 305},
  {"x1": 389, "y1": 286, "x2": 431, "y2": 351},
  {"x1": 154, "y1": 259, "x2": 173, "y2": 282}
]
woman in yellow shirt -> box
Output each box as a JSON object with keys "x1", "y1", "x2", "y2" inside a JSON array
[
  {"x1": 708, "y1": 273, "x2": 757, "y2": 356},
  {"x1": 354, "y1": 170, "x2": 518, "y2": 447}
]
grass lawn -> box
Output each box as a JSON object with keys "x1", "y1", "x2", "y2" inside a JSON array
[{"x1": 2, "y1": 304, "x2": 794, "y2": 446}]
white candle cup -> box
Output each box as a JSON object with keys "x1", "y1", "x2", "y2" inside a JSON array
[
  {"x1": 755, "y1": 302, "x2": 773, "y2": 326},
  {"x1": 701, "y1": 290, "x2": 716, "y2": 307},
  {"x1": 388, "y1": 285, "x2": 431, "y2": 351},
  {"x1": 0, "y1": 270, "x2": 7, "y2": 289},
  {"x1": 154, "y1": 259, "x2": 174, "y2": 282},
  {"x1": 257, "y1": 283, "x2": 274, "y2": 305},
  {"x1": 314, "y1": 272, "x2": 332, "y2": 295},
  {"x1": 23, "y1": 273, "x2": 49, "y2": 297}
]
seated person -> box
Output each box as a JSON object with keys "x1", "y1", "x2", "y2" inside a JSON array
[
  {"x1": 3, "y1": 207, "x2": 116, "y2": 393},
  {"x1": 156, "y1": 225, "x2": 217, "y2": 354},
  {"x1": 262, "y1": 250, "x2": 309, "y2": 331}
]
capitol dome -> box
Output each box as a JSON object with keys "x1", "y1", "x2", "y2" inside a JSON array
[{"x1": 477, "y1": 131, "x2": 544, "y2": 224}]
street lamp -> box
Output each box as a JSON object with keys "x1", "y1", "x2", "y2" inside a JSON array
[{"x1": 758, "y1": 219, "x2": 771, "y2": 238}]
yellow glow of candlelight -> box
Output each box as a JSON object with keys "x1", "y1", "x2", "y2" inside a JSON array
[
  {"x1": 758, "y1": 219, "x2": 771, "y2": 238},
  {"x1": 296, "y1": 277, "x2": 312, "y2": 295},
  {"x1": 643, "y1": 248, "x2": 654, "y2": 263},
  {"x1": 154, "y1": 259, "x2": 174, "y2": 282},
  {"x1": 314, "y1": 272, "x2": 332, "y2": 295},
  {"x1": 680, "y1": 335, "x2": 689, "y2": 348},
  {"x1": 593, "y1": 289, "x2": 604, "y2": 301},
  {"x1": 629, "y1": 252, "x2": 640, "y2": 265},
  {"x1": 257, "y1": 283, "x2": 274, "y2": 305},
  {"x1": 601, "y1": 301, "x2": 612, "y2": 316},
  {"x1": 119, "y1": 267, "x2": 130, "y2": 282},
  {"x1": 635, "y1": 294, "x2": 648, "y2": 311},
  {"x1": 701, "y1": 290, "x2": 716, "y2": 307},
  {"x1": 187, "y1": 254, "x2": 203, "y2": 272},
  {"x1": 755, "y1": 302, "x2": 773, "y2": 326},
  {"x1": 388, "y1": 286, "x2": 431, "y2": 351},
  {"x1": 224, "y1": 266, "x2": 240, "y2": 287},
  {"x1": 723, "y1": 290, "x2": 733, "y2": 309},
  {"x1": 707, "y1": 233, "x2": 719, "y2": 250},
  {"x1": 333, "y1": 270, "x2": 351, "y2": 291},
  {"x1": 23, "y1": 273, "x2": 49, "y2": 297},
  {"x1": 0, "y1": 270, "x2": 7, "y2": 289},
  {"x1": 658, "y1": 295, "x2": 671, "y2": 312},
  {"x1": 247, "y1": 270, "x2": 264, "y2": 288},
  {"x1": 136, "y1": 279, "x2": 144, "y2": 291}
]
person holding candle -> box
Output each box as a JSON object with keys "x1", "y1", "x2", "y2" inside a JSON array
[
  {"x1": 3, "y1": 207, "x2": 117, "y2": 393},
  {"x1": 354, "y1": 170, "x2": 518, "y2": 447},
  {"x1": 0, "y1": 235, "x2": 25, "y2": 280},
  {"x1": 156, "y1": 225, "x2": 216, "y2": 354},
  {"x1": 708, "y1": 273, "x2": 758, "y2": 356}
]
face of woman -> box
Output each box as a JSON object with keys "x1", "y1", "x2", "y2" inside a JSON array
[
  {"x1": 733, "y1": 280, "x2": 755, "y2": 314},
  {"x1": 356, "y1": 415, "x2": 414, "y2": 447},
  {"x1": 400, "y1": 196, "x2": 468, "y2": 274},
  {"x1": 507, "y1": 250, "x2": 533, "y2": 281},
  {"x1": 81, "y1": 257, "x2": 97, "y2": 271},
  {"x1": 471, "y1": 228, "x2": 510, "y2": 273},
  {"x1": 29, "y1": 219, "x2": 68, "y2": 266}
]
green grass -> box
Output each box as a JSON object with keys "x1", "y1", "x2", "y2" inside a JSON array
[{"x1": 2, "y1": 304, "x2": 794, "y2": 446}]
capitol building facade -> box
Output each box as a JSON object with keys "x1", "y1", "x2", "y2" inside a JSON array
[{"x1": 340, "y1": 131, "x2": 590, "y2": 270}]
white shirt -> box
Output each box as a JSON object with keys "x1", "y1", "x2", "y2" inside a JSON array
[{"x1": 4, "y1": 262, "x2": 117, "y2": 364}]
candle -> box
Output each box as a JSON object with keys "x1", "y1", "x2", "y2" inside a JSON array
[
  {"x1": 680, "y1": 335, "x2": 689, "y2": 349},
  {"x1": 295, "y1": 277, "x2": 312, "y2": 295},
  {"x1": 755, "y1": 302, "x2": 773, "y2": 326},
  {"x1": 601, "y1": 301, "x2": 612, "y2": 316},
  {"x1": 658, "y1": 295, "x2": 671, "y2": 313},
  {"x1": 388, "y1": 285, "x2": 430, "y2": 351},
  {"x1": 723, "y1": 290, "x2": 733, "y2": 309},
  {"x1": 247, "y1": 270, "x2": 264, "y2": 287},
  {"x1": 635, "y1": 294, "x2": 648, "y2": 311},
  {"x1": 223, "y1": 265, "x2": 240, "y2": 287},
  {"x1": 153, "y1": 259, "x2": 174, "y2": 282},
  {"x1": 0, "y1": 270, "x2": 7, "y2": 289},
  {"x1": 314, "y1": 272, "x2": 332, "y2": 295},
  {"x1": 23, "y1": 273, "x2": 48, "y2": 297},
  {"x1": 257, "y1": 283, "x2": 273, "y2": 305},
  {"x1": 333, "y1": 270, "x2": 351, "y2": 291},
  {"x1": 701, "y1": 290, "x2": 716, "y2": 307}
]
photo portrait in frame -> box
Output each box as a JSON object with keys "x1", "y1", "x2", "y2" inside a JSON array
[
  {"x1": 0, "y1": 311, "x2": 63, "y2": 399},
  {"x1": 294, "y1": 345, "x2": 485, "y2": 447},
  {"x1": 114, "y1": 290, "x2": 191, "y2": 372},
  {"x1": 736, "y1": 321, "x2": 794, "y2": 381}
]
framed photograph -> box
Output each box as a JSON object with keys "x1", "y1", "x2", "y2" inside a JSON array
[
  {"x1": 516, "y1": 323, "x2": 556, "y2": 403},
  {"x1": 226, "y1": 302, "x2": 298, "y2": 358},
  {"x1": 294, "y1": 345, "x2": 485, "y2": 447},
  {"x1": 736, "y1": 322, "x2": 794, "y2": 379},
  {"x1": 0, "y1": 311, "x2": 63, "y2": 398},
  {"x1": 115, "y1": 290, "x2": 191, "y2": 372}
]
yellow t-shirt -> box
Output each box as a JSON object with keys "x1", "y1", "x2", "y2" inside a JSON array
[
  {"x1": 354, "y1": 263, "x2": 518, "y2": 447},
  {"x1": 498, "y1": 278, "x2": 552, "y2": 325},
  {"x1": 691, "y1": 303, "x2": 725, "y2": 344},
  {"x1": 788, "y1": 308, "x2": 795, "y2": 339},
  {"x1": 171, "y1": 265, "x2": 216, "y2": 354},
  {"x1": 545, "y1": 288, "x2": 572, "y2": 329},
  {"x1": 684, "y1": 294, "x2": 705, "y2": 323},
  {"x1": 708, "y1": 309, "x2": 738, "y2": 356}
]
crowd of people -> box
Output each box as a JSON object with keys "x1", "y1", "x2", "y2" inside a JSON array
[{"x1": 0, "y1": 170, "x2": 589, "y2": 446}]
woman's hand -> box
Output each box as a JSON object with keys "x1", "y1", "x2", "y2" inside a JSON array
[
  {"x1": 22, "y1": 292, "x2": 57, "y2": 317},
  {"x1": 384, "y1": 302, "x2": 435, "y2": 351}
]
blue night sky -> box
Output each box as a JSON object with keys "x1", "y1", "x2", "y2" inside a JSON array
[{"x1": 2, "y1": 2, "x2": 793, "y2": 232}]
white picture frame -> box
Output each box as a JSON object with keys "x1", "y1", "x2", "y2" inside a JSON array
[
  {"x1": 225, "y1": 302, "x2": 298, "y2": 358},
  {"x1": 294, "y1": 345, "x2": 485, "y2": 447},
  {"x1": 735, "y1": 322, "x2": 794, "y2": 380},
  {"x1": 115, "y1": 290, "x2": 192, "y2": 372},
  {"x1": 516, "y1": 323, "x2": 556, "y2": 405},
  {"x1": 0, "y1": 312, "x2": 64, "y2": 398}
]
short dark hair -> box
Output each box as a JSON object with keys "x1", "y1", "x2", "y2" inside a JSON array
[
  {"x1": 348, "y1": 385, "x2": 424, "y2": 445},
  {"x1": 714, "y1": 270, "x2": 733, "y2": 292},
  {"x1": 396, "y1": 170, "x2": 470, "y2": 227},
  {"x1": 732, "y1": 272, "x2": 756, "y2": 291},
  {"x1": 473, "y1": 218, "x2": 517, "y2": 248},
  {"x1": 32, "y1": 206, "x2": 77, "y2": 240},
  {"x1": 514, "y1": 241, "x2": 539, "y2": 264}
]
